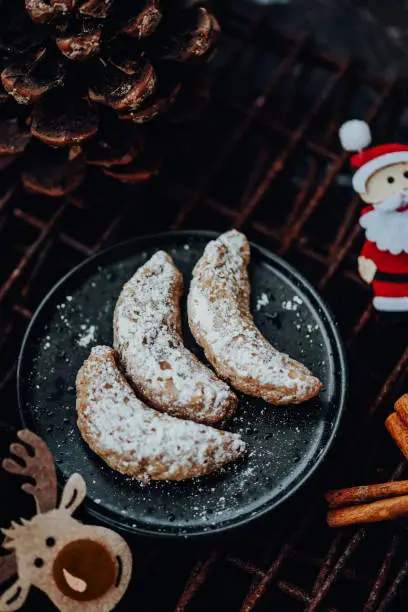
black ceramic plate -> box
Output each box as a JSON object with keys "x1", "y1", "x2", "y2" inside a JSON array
[{"x1": 18, "y1": 231, "x2": 346, "y2": 538}]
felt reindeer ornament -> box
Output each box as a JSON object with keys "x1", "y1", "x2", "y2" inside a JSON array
[
  {"x1": 339, "y1": 120, "x2": 408, "y2": 312},
  {"x1": 0, "y1": 430, "x2": 132, "y2": 611}
]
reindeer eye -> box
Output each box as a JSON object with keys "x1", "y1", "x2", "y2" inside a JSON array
[
  {"x1": 46, "y1": 537, "x2": 56, "y2": 547},
  {"x1": 34, "y1": 558, "x2": 44, "y2": 568}
]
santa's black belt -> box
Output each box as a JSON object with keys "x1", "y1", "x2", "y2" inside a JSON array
[{"x1": 375, "y1": 271, "x2": 408, "y2": 283}]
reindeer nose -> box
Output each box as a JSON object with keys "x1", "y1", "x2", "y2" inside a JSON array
[{"x1": 53, "y1": 539, "x2": 117, "y2": 601}]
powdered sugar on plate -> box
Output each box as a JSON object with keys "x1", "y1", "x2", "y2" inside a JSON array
[
  {"x1": 77, "y1": 324, "x2": 97, "y2": 348},
  {"x1": 256, "y1": 292, "x2": 269, "y2": 311},
  {"x1": 282, "y1": 295, "x2": 303, "y2": 311}
]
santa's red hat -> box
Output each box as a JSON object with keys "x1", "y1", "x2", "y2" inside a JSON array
[{"x1": 339, "y1": 120, "x2": 408, "y2": 194}]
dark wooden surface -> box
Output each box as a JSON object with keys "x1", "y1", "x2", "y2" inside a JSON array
[{"x1": 264, "y1": 0, "x2": 408, "y2": 78}]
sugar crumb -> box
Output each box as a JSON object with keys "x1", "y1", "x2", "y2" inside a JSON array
[
  {"x1": 77, "y1": 324, "x2": 97, "y2": 348},
  {"x1": 282, "y1": 295, "x2": 303, "y2": 311},
  {"x1": 256, "y1": 292, "x2": 269, "y2": 311}
]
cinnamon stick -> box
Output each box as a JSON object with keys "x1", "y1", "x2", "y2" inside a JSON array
[
  {"x1": 327, "y1": 495, "x2": 408, "y2": 528},
  {"x1": 385, "y1": 412, "x2": 408, "y2": 461},
  {"x1": 395, "y1": 394, "x2": 408, "y2": 427},
  {"x1": 325, "y1": 481, "x2": 408, "y2": 508}
]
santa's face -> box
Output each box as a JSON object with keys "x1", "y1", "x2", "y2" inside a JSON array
[
  {"x1": 361, "y1": 161, "x2": 408, "y2": 206},
  {"x1": 359, "y1": 163, "x2": 408, "y2": 254}
]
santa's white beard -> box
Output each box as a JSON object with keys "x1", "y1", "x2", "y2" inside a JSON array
[{"x1": 360, "y1": 191, "x2": 408, "y2": 254}]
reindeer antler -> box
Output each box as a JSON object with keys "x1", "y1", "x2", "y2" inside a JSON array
[{"x1": 2, "y1": 430, "x2": 57, "y2": 513}]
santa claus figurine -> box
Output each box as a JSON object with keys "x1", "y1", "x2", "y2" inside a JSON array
[{"x1": 339, "y1": 120, "x2": 408, "y2": 312}]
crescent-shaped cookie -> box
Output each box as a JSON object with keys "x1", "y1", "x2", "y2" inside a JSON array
[
  {"x1": 76, "y1": 346, "x2": 245, "y2": 482},
  {"x1": 188, "y1": 231, "x2": 322, "y2": 405},
  {"x1": 113, "y1": 251, "x2": 237, "y2": 424}
]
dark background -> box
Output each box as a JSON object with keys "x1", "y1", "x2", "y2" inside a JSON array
[
  {"x1": 1, "y1": 0, "x2": 408, "y2": 610},
  {"x1": 259, "y1": 0, "x2": 408, "y2": 78}
]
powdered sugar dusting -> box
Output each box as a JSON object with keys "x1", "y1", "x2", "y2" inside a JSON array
[
  {"x1": 256, "y1": 292, "x2": 269, "y2": 311},
  {"x1": 77, "y1": 346, "x2": 245, "y2": 482},
  {"x1": 77, "y1": 324, "x2": 97, "y2": 348},
  {"x1": 282, "y1": 295, "x2": 303, "y2": 311},
  {"x1": 188, "y1": 231, "x2": 321, "y2": 404},
  {"x1": 113, "y1": 251, "x2": 237, "y2": 423}
]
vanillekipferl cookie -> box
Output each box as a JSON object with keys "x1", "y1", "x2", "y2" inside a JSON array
[
  {"x1": 113, "y1": 251, "x2": 237, "y2": 425},
  {"x1": 188, "y1": 230, "x2": 322, "y2": 405},
  {"x1": 76, "y1": 346, "x2": 246, "y2": 482}
]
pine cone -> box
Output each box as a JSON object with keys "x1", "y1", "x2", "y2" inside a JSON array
[{"x1": 0, "y1": 0, "x2": 220, "y2": 201}]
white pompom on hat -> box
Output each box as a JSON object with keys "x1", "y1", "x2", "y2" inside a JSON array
[
  {"x1": 339, "y1": 120, "x2": 372, "y2": 152},
  {"x1": 339, "y1": 119, "x2": 408, "y2": 194}
]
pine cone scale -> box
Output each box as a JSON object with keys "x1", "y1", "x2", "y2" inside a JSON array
[
  {"x1": 103, "y1": 156, "x2": 160, "y2": 182},
  {"x1": 85, "y1": 120, "x2": 144, "y2": 166},
  {"x1": 119, "y1": 81, "x2": 182, "y2": 124},
  {"x1": 31, "y1": 95, "x2": 98, "y2": 147},
  {"x1": 0, "y1": 116, "x2": 31, "y2": 155},
  {"x1": 79, "y1": 0, "x2": 113, "y2": 19},
  {"x1": 89, "y1": 60, "x2": 156, "y2": 112},
  {"x1": 158, "y1": 7, "x2": 218, "y2": 62},
  {"x1": 56, "y1": 29, "x2": 101, "y2": 61},
  {"x1": 2, "y1": 48, "x2": 65, "y2": 105},
  {"x1": 26, "y1": 0, "x2": 77, "y2": 23},
  {"x1": 122, "y1": 0, "x2": 162, "y2": 39},
  {"x1": 23, "y1": 143, "x2": 86, "y2": 196}
]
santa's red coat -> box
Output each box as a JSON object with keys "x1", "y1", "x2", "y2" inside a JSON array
[{"x1": 360, "y1": 206, "x2": 408, "y2": 300}]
